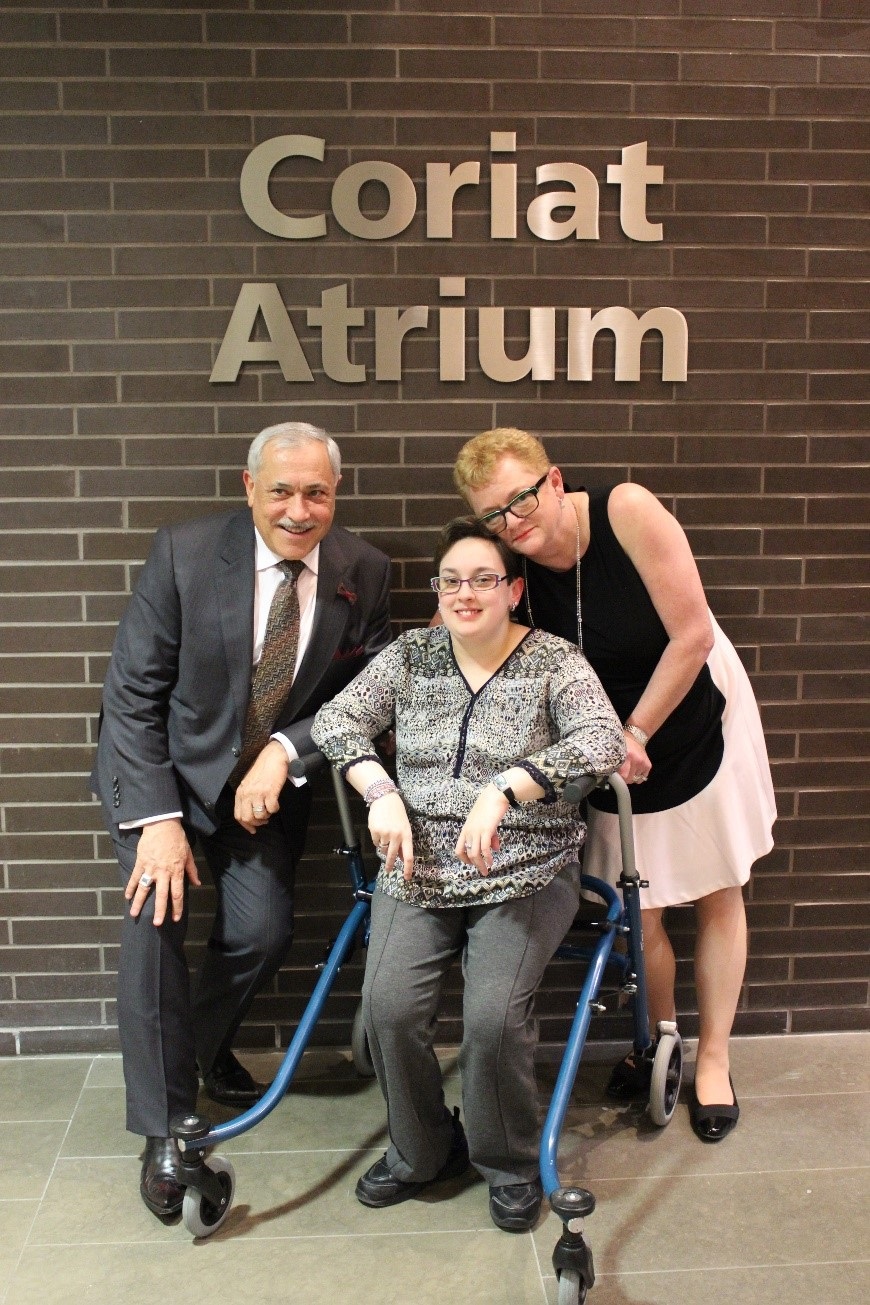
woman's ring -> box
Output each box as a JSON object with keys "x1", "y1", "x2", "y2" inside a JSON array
[
  {"x1": 465, "y1": 843, "x2": 474, "y2": 853},
  {"x1": 138, "y1": 873, "x2": 153, "y2": 888},
  {"x1": 253, "y1": 805, "x2": 266, "y2": 814}
]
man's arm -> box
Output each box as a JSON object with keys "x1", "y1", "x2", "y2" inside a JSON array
[
  {"x1": 100, "y1": 526, "x2": 186, "y2": 820},
  {"x1": 234, "y1": 546, "x2": 393, "y2": 832},
  {"x1": 100, "y1": 526, "x2": 201, "y2": 921}
]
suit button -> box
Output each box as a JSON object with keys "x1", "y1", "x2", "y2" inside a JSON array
[{"x1": 232, "y1": 747, "x2": 241, "y2": 757}]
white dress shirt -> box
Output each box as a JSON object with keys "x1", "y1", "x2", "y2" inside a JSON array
[{"x1": 121, "y1": 529, "x2": 318, "y2": 827}]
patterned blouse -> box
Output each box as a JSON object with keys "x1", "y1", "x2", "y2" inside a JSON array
[{"x1": 311, "y1": 626, "x2": 626, "y2": 909}]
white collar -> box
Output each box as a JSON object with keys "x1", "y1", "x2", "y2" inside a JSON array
[{"x1": 254, "y1": 527, "x2": 320, "y2": 577}]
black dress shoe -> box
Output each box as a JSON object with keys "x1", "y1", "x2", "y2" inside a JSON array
[
  {"x1": 489, "y1": 1177, "x2": 544, "y2": 1232},
  {"x1": 202, "y1": 1051, "x2": 267, "y2": 1106},
  {"x1": 605, "y1": 1046, "x2": 655, "y2": 1101},
  {"x1": 689, "y1": 1075, "x2": 740, "y2": 1143},
  {"x1": 140, "y1": 1136, "x2": 184, "y2": 1220},
  {"x1": 355, "y1": 1107, "x2": 469, "y2": 1208}
]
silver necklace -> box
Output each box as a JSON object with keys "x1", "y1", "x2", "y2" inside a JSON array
[{"x1": 522, "y1": 501, "x2": 583, "y2": 651}]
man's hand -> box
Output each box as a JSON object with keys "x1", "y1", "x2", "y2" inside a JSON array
[
  {"x1": 234, "y1": 739, "x2": 290, "y2": 833},
  {"x1": 125, "y1": 818, "x2": 200, "y2": 926}
]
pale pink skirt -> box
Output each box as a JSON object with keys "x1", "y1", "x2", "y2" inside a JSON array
[{"x1": 583, "y1": 617, "x2": 777, "y2": 910}]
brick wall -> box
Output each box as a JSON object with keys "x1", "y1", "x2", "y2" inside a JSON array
[{"x1": 0, "y1": 2, "x2": 867, "y2": 1056}]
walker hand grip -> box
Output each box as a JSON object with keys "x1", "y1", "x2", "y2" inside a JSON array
[
  {"x1": 563, "y1": 776, "x2": 599, "y2": 805},
  {"x1": 289, "y1": 750, "x2": 327, "y2": 780}
]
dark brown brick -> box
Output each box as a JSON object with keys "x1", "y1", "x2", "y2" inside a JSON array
[{"x1": 0, "y1": 5, "x2": 865, "y2": 1057}]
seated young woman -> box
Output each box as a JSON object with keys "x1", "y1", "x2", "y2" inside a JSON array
[{"x1": 311, "y1": 517, "x2": 625, "y2": 1232}]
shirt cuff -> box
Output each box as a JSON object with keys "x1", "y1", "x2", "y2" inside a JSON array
[{"x1": 118, "y1": 812, "x2": 183, "y2": 830}]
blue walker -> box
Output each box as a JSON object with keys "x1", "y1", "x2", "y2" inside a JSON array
[
  {"x1": 171, "y1": 763, "x2": 683, "y2": 1305},
  {"x1": 542, "y1": 771, "x2": 683, "y2": 1304}
]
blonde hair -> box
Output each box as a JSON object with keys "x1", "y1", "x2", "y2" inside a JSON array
[{"x1": 453, "y1": 428, "x2": 550, "y2": 499}]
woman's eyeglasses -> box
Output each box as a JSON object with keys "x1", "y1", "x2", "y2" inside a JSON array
[
  {"x1": 430, "y1": 573, "x2": 509, "y2": 595},
  {"x1": 477, "y1": 473, "x2": 548, "y2": 534}
]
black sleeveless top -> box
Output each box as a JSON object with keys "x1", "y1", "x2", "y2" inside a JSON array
[{"x1": 514, "y1": 486, "x2": 724, "y2": 814}]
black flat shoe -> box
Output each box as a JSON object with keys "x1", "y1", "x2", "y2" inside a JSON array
[
  {"x1": 140, "y1": 1135, "x2": 184, "y2": 1219},
  {"x1": 202, "y1": 1051, "x2": 267, "y2": 1106},
  {"x1": 355, "y1": 1107, "x2": 469, "y2": 1208},
  {"x1": 605, "y1": 1046, "x2": 655, "y2": 1101},
  {"x1": 489, "y1": 1178, "x2": 544, "y2": 1232},
  {"x1": 689, "y1": 1075, "x2": 740, "y2": 1143}
]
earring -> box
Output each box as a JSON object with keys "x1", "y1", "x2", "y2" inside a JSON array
[{"x1": 509, "y1": 602, "x2": 517, "y2": 611}]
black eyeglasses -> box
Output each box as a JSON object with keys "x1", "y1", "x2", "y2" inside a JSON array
[
  {"x1": 430, "y1": 572, "x2": 508, "y2": 595},
  {"x1": 477, "y1": 473, "x2": 549, "y2": 535}
]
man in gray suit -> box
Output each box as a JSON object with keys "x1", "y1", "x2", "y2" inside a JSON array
[{"x1": 91, "y1": 422, "x2": 392, "y2": 1220}]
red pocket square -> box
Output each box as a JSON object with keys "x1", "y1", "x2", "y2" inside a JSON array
[
  {"x1": 337, "y1": 582, "x2": 358, "y2": 604},
  {"x1": 333, "y1": 643, "x2": 365, "y2": 661}
]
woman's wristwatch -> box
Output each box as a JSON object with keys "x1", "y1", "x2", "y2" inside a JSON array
[
  {"x1": 624, "y1": 722, "x2": 649, "y2": 748},
  {"x1": 491, "y1": 773, "x2": 521, "y2": 808}
]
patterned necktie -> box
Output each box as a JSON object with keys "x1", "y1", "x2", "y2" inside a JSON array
[{"x1": 230, "y1": 559, "x2": 304, "y2": 785}]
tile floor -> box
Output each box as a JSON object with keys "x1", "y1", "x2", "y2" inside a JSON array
[{"x1": 0, "y1": 1032, "x2": 867, "y2": 1305}]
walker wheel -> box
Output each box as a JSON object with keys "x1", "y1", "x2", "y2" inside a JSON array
[
  {"x1": 351, "y1": 1000, "x2": 375, "y2": 1078},
  {"x1": 557, "y1": 1268, "x2": 586, "y2": 1305},
  {"x1": 649, "y1": 1029, "x2": 683, "y2": 1127},
  {"x1": 181, "y1": 1154, "x2": 235, "y2": 1238}
]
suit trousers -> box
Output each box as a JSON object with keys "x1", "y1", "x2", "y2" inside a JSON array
[
  {"x1": 362, "y1": 863, "x2": 581, "y2": 1189},
  {"x1": 114, "y1": 785, "x2": 303, "y2": 1137}
]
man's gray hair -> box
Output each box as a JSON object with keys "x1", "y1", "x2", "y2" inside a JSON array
[{"x1": 247, "y1": 422, "x2": 341, "y2": 481}]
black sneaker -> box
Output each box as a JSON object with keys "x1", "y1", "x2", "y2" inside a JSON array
[
  {"x1": 604, "y1": 1046, "x2": 655, "y2": 1101},
  {"x1": 355, "y1": 1107, "x2": 469, "y2": 1208},
  {"x1": 489, "y1": 1178, "x2": 544, "y2": 1232}
]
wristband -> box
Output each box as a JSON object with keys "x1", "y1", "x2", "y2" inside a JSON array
[
  {"x1": 624, "y1": 723, "x2": 649, "y2": 748},
  {"x1": 491, "y1": 773, "x2": 521, "y2": 809},
  {"x1": 363, "y1": 777, "x2": 398, "y2": 806}
]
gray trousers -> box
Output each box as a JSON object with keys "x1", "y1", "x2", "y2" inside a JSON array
[
  {"x1": 362, "y1": 863, "x2": 581, "y2": 1189},
  {"x1": 114, "y1": 786, "x2": 300, "y2": 1137}
]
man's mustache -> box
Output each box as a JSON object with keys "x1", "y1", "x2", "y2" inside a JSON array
[{"x1": 277, "y1": 518, "x2": 316, "y2": 532}]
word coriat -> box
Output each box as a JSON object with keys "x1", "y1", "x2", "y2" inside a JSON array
[{"x1": 210, "y1": 134, "x2": 688, "y2": 386}]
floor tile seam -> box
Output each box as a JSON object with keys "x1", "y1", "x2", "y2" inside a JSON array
[
  {"x1": 527, "y1": 1219, "x2": 552, "y2": 1304},
  {"x1": 0, "y1": 1118, "x2": 76, "y2": 1126},
  {"x1": 734, "y1": 1090, "x2": 870, "y2": 1100},
  {"x1": 15, "y1": 1055, "x2": 94, "y2": 1279},
  {"x1": 0, "y1": 1183, "x2": 41, "y2": 1305},
  {"x1": 0, "y1": 1054, "x2": 104, "y2": 1066},
  {"x1": 580, "y1": 1256, "x2": 870, "y2": 1277},
  {"x1": 24, "y1": 1227, "x2": 508, "y2": 1248},
  {"x1": 50, "y1": 1147, "x2": 387, "y2": 1160},
  {"x1": 585, "y1": 1163, "x2": 870, "y2": 1182}
]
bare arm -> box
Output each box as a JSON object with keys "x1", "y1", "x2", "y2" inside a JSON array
[{"x1": 606, "y1": 483, "x2": 714, "y2": 771}]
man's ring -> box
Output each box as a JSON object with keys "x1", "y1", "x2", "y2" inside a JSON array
[{"x1": 138, "y1": 873, "x2": 153, "y2": 888}]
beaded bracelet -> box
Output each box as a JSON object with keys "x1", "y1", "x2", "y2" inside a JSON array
[
  {"x1": 363, "y1": 777, "x2": 399, "y2": 806},
  {"x1": 624, "y1": 722, "x2": 649, "y2": 748}
]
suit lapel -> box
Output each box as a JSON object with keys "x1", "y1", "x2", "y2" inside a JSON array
[
  {"x1": 216, "y1": 511, "x2": 256, "y2": 732},
  {"x1": 282, "y1": 531, "x2": 352, "y2": 718}
]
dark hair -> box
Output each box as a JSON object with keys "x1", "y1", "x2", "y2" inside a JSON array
[{"x1": 433, "y1": 516, "x2": 521, "y2": 580}]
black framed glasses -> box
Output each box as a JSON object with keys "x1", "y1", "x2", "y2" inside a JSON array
[
  {"x1": 477, "y1": 473, "x2": 549, "y2": 534},
  {"x1": 430, "y1": 572, "x2": 509, "y2": 595}
]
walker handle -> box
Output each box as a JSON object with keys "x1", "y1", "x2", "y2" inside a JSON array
[
  {"x1": 289, "y1": 750, "x2": 328, "y2": 781},
  {"x1": 563, "y1": 776, "x2": 600, "y2": 805}
]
